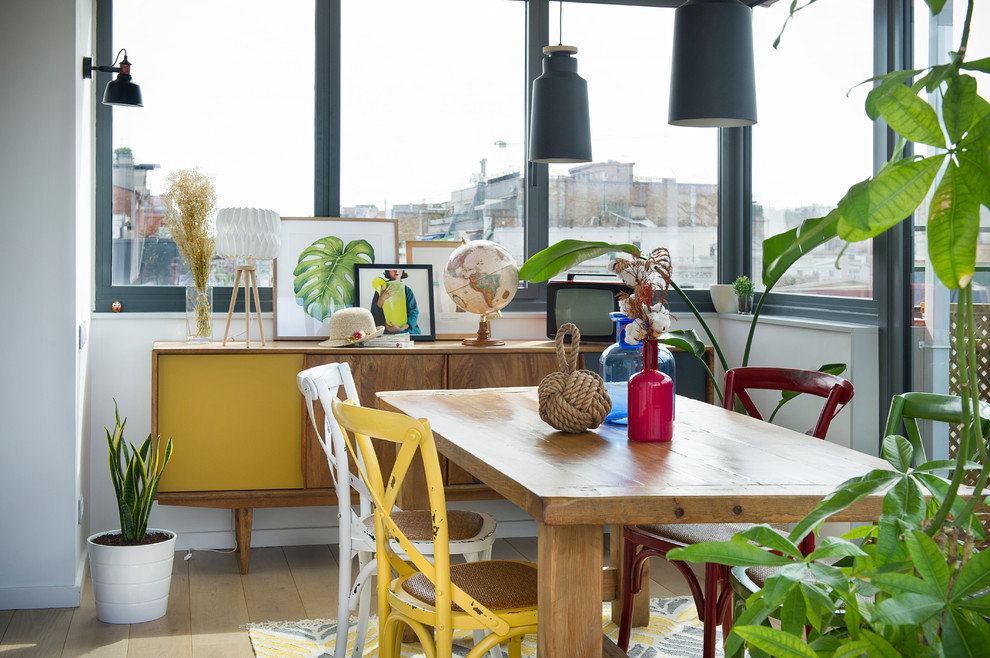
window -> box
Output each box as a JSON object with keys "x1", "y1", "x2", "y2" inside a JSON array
[
  {"x1": 97, "y1": 0, "x2": 901, "y2": 321},
  {"x1": 339, "y1": 0, "x2": 525, "y2": 263},
  {"x1": 547, "y1": 3, "x2": 719, "y2": 290},
  {"x1": 750, "y1": 0, "x2": 874, "y2": 299},
  {"x1": 97, "y1": 0, "x2": 315, "y2": 310}
]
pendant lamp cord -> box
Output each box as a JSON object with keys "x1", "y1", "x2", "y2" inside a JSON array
[{"x1": 558, "y1": 0, "x2": 563, "y2": 45}]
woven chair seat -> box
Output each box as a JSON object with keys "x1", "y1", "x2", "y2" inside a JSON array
[
  {"x1": 637, "y1": 522, "x2": 784, "y2": 545},
  {"x1": 401, "y1": 560, "x2": 538, "y2": 611},
  {"x1": 363, "y1": 509, "x2": 485, "y2": 542}
]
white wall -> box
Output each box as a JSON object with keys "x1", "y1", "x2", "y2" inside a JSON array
[
  {"x1": 0, "y1": 0, "x2": 93, "y2": 609},
  {"x1": 86, "y1": 310, "x2": 879, "y2": 553}
]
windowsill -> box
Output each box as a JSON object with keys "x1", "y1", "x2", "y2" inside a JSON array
[{"x1": 714, "y1": 312, "x2": 877, "y2": 333}]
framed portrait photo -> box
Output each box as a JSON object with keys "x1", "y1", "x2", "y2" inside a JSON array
[
  {"x1": 274, "y1": 217, "x2": 398, "y2": 340},
  {"x1": 354, "y1": 264, "x2": 436, "y2": 342},
  {"x1": 406, "y1": 240, "x2": 478, "y2": 339}
]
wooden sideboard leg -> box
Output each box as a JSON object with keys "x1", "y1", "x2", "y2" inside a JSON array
[
  {"x1": 235, "y1": 508, "x2": 253, "y2": 574},
  {"x1": 609, "y1": 524, "x2": 650, "y2": 627}
]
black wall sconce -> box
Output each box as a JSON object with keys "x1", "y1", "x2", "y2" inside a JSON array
[{"x1": 82, "y1": 49, "x2": 143, "y2": 107}]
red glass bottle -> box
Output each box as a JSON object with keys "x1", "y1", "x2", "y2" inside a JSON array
[{"x1": 627, "y1": 337, "x2": 674, "y2": 442}]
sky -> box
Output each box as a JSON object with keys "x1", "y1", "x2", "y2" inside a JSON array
[{"x1": 111, "y1": 0, "x2": 989, "y2": 218}]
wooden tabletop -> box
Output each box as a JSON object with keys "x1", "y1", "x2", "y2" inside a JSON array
[{"x1": 378, "y1": 386, "x2": 888, "y2": 527}]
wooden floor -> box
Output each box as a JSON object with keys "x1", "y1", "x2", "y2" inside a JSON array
[{"x1": 0, "y1": 536, "x2": 695, "y2": 657}]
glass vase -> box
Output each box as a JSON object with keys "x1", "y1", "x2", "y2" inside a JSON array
[
  {"x1": 185, "y1": 285, "x2": 213, "y2": 343},
  {"x1": 601, "y1": 313, "x2": 675, "y2": 424},
  {"x1": 627, "y1": 337, "x2": 674, "y2": 442}
]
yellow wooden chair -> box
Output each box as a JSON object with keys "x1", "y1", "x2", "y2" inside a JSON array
[{"x1": 330, "y1": 397, "x2": 538, "y2": 658}]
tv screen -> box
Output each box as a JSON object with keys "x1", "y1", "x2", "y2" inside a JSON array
[{"x1": 546, "y1": 281, "x2": 626, "y2": 342}]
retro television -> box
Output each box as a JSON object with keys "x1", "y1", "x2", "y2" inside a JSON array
[{"x1": 545, "y1": 278, "x2": 627, "y2": 343}]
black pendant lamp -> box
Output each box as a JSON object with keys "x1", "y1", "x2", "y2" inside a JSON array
[
  {"x1": 529, "y1": 3, "x2": 592, "y2": 163},
  {"x1": 82, "y1": 49, "x2": 143, "y2": 108},
  {"x1": 669, "y1": 0, "x2": 756, "y2": 127}
]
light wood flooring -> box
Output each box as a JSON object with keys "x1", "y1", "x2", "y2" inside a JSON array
[{"x1": 0, "y1": 536, "x2": 696, "y2": 657}]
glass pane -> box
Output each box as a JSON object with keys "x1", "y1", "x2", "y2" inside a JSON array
[
  {"x1": 340, "y1": 0, "x2": 525, "y2": 263},
  {"x1": 111, "y1": 0, "x2": 314, "y2": 287},
  {"x1": 751, "y1": 1, "x2": 873, "y2": 297},
  {"x1": 912, "y1": 0, "x2": 990, "y2": 460},
  {"x1": 549, "y1": 3, "x2": 718, "y2": 289}
]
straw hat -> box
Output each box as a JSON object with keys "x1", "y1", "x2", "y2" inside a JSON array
[{"x1": 318, "y1": 308, "x2": 385, "y2": 347}]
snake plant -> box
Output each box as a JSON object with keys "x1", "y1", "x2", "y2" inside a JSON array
[{"x1": 106, "y1": 400, "x2": 173, "y2": 543}]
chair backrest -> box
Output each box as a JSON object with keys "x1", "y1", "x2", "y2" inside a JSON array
[
  {"x1": 330, "y1": 397, "x2": 513, "y2": 638},
  {"x1": 723, "y1": 366, "x2": 855, "y2": 440},
  {"x1": 884, "y1": 391, "x2": 990, "y2": 467},
  {"x1": 296, "y1": 362, "x2": 372, "y2": 525}
]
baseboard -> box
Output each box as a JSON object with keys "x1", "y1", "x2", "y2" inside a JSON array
[{"x1": 0, "y1": 584, "x2": 81, "y2": 610}]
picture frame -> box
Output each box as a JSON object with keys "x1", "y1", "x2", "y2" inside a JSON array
[
  {"x1": 405, "y1": 240, "x2": 478, "y2": 339},
  {"x1": 274, "y1": 217, "x2": 398, "y2": 340},
  {"x1": 354, "y1": 264, "x2": 436, "y2": 342}
]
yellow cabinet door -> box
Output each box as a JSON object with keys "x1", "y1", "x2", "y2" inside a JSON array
[{"x1": 156, "y1": 353, "x2": 304, "y2": 492}]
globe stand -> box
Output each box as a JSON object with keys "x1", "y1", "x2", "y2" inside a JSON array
[{"x1": 462, "y1": 312, "x2": 504, "y2": 347}]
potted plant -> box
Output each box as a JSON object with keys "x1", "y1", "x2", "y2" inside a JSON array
[
  {"x1": 662, "y1": 1, "x2": 990, "y2": 655},
  {"x1": 731, "y1": 275, "x2": 755, "y2": 314},
  {"x1": 87, "y1": 401, "x2": 175, "y2": 624}
]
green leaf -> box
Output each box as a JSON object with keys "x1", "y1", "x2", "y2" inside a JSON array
[
  {"x1": 923, "y1": 0, "x2": 948, "y2": 16},
  {"x1": 736, "y1": 524, "x2": 803, "y2": 559},
  {"x1": 725, "y1": 595, "x2": 773, "y2": 657},
  {"x1": 944, "y1": 75, "x2": 979, "y2": 144},
  {"x1": 807, "y1": 536, "x2": 868, "y2": 562},
  {"x1": 882, "y1": 476, "x2": 926, "y2": 525},
  {"x1": 882, "y1": 434, "x2": 914, "y2": 472},
  {"x1": 292, "y1": 237, "x2": 374, "y2": 321},
  {"x1": 780, "y1": 587, "x2": 806, "y2": 637},
  {"x1": 961, "y1": 56, "x2": 990, "y2": 73},
  {"x1": 914, "y1": 459, "x2": 970, "y2": 472},
  {"x1": 832, "y1": 640, "x2": 873, "y2": 658},
  {"x1": 858, "y1": 629, "x2": 901, "y2": 658},
  {"x1": 868, "y1": 571, "x2": 939, "y2": 597},
  {"x1": 807, "y1": 562, "x2": 851, "y2": 592},
  {"x1": 790, "y1": 469, "x2": 899, "y2": 544},
  {"x1": 666, "y1": 540, "x2": 795, "y2": 567},
  {"x1": 872, "y1": 592, "x2": 945, "y2": 625},
  {"x1": 955, "y1": 592, "x2": 990, "y2": 613},
  {"x1": 837, "y1": 155, "x2": 944, "y2": 243},
  {"x1": 914, "y1": 472, "x2": 973, "y2": 522},
  {"x1": 928, "y1": 160, "x2": 981, "y2": 289},
  {"x1": 516, "y1": 239, "x2": 637, "y2": 282},
  {"x1": 762, "y1": 210, "x2": 840, "y2": 289},
  {"x1": 957, "y1": 150, "x2": 990, "y2": 209},
  {"x1": 865, "y1": 70, "x2": 922, "y2": 120},
  {"x1": 761, "y1": 563, "x2": 808, "y2": 607},
  {"x1": 960, "y1": 105, "x2": 990, "y2": 151},
  {"x1": 951, "y1": 547, "x2": 990, "y2": 600},
  {"x1": 874, "y1": 83, "x2": 946, "y2": 147},
  {"x1": 943, "y1": 607, "x2": 990, "y2": 657},
  {"x1": 904, "y1": 529, "x2": 950, "y2": 598},
  {"x1": 658, "y1": 329, "x2": 706, "y2": 360},
  {"x1": 732, "y1": 626, "x2": 817, "y2": 658}
]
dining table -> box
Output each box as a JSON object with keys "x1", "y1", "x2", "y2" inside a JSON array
[{"x1": 376, "y1": 386, "x2": 890, "y2": 658}]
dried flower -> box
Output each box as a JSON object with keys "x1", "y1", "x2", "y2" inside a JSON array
[
  {"x1": 610, "y1": 247, "x2": 673, "y2": 341},
  {"x1": 162, "y1": 168, "x2": 217, "y2": 289}
]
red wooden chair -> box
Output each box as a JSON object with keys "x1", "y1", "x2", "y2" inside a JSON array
[{"x1": 617, "y1": 366, "x2": 854, "y2": 658}]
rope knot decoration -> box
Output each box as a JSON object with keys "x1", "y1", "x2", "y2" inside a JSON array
[{"x1": 538, "y1": 323, "x2": 612, "y2": 433}]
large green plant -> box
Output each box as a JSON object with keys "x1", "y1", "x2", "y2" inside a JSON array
[
  {"x1": 293, "y1": 236, "x2": 375, "y2": 321},
  {"x1": 106, "y1": 401, "x2": 173, "y2": 543},
  {"x1": 663, "y1": 1, "x2": 990, "y2": 655}
]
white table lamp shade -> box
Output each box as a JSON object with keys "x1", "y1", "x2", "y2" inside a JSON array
[{"x1": 215, "y1": 207, "x2": 281, "y2": 260}]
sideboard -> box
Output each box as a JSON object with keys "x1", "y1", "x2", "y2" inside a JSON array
[{"x1": 151, "y1": 339, "x2": 713, "y2": 572}]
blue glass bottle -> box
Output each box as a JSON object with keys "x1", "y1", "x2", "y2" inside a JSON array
[{"x1": 600, "y1": 312, "x2": 675, "y2": 424}]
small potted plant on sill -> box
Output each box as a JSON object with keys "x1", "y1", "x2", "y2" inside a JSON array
[
  {"x1": 732, "y1": 275, "x2": 755, "y2": 314},
  {"x1": 87, "y1": 401, "x2": 175, "y2": 624}
]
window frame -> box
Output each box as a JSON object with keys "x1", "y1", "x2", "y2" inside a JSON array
[{"x1": 94, "y1": 0, "x2": 902, "y2": 326}]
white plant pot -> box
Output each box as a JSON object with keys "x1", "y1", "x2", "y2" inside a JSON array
[
  {"x1": 709, "y1": 284, "x2": 736, "y2": 314},
  {"x1": 87, "y1": 529, "x2": 177, "y2": 624}
]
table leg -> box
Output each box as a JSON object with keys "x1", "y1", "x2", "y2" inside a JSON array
[
  {"x1": 608, "y1": 524, "x2": 651, "y2": 627},
  {"x1": 538, "y1": 523, "x2": 603, "y2": 658},
  {"x1": 234, "y1": 508, "x2": 253, "y2": 574}
]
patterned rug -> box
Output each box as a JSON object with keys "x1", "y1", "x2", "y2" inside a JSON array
[{"x1": 247, "y1": 596, "x2": 723, "y2": 657}]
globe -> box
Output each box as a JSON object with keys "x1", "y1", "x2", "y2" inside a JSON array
[{"x1": 443, "y1": 240, "x2": 519, "y2": 345}]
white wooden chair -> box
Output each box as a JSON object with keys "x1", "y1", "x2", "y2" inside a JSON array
[{"x1": 297, "y1": 362, "x2": 498, "y2": 658}]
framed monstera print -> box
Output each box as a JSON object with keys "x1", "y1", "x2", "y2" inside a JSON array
[{"x1": 273, "y1": 217, "x2": 399, "y2": 340}]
